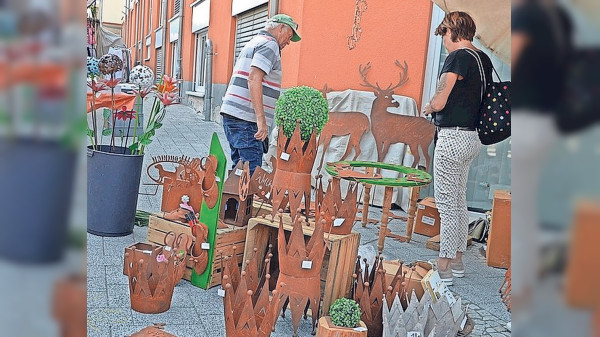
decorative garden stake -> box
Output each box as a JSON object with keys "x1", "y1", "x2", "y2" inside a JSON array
[
  {"x1": 123, "y1": 232, "x2": 192, "y2": 313},
  {"x1": 250, "y1": 156, "x2": 276, "y2": 205},
  {"x1": 315, "y1": 176, "x2": 359, "y2": 236},
  {"x1": 221, "y1": 245, "x2": 281, "y2": 337},
  {"x1": 273, "y1": 211, "x2": 328, "y2": 336},
  {"x1": 271, "y1": 86, "x2": 329, "y2": 220}
]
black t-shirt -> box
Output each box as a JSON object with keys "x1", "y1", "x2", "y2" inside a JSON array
[
  {"x1": 433, "y1": 49, "x2": 493, "y2": 128},
  {"x1": 512, "y1": 2, "x2": 572, "y2": 111}
]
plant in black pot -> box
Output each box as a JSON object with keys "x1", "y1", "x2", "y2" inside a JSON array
[
  {"x1": 87, "y1": 54, "x2": 179, "y2": 237},
  {"x1": 270, "y1": 85, "x2": 329, "y2": 220},
  {"x1": 317, "y1": 297, "x2": 367, "y2": 336}
]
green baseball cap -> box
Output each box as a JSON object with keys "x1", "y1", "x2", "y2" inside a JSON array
[{"x1": 268, "y1": 14, "x2": 301, "y2": 42}]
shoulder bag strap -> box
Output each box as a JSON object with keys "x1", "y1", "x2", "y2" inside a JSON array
[{"x1": 461, "y1": 48, "x2": 486, "y2": 102}]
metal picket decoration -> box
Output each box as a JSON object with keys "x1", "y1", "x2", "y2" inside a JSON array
[
  {"x1": 273, "y1": 211, "x2": 328, "y2": 336},
  {"x1": 221, "y1": 244, "x2": 282, "y2": 337},
  {"x1": 124, "y1": 231, "x2": 192, "y2": 313},
  {"x1": 314, "y1": 176, "x2": 359, "y2": 236},
  {"x1": 270, "y1": 124, "x2": 318, "y2": 221}
]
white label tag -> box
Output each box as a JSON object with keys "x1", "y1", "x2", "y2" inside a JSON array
[
  {"x1": 407, "y1": 332, "x2": 421, "y2": 337},
  {"x1": 142, "y1": 250, "x2": 153, "y2": 254},
  {"x1": 201, "y1": 242, "x2": 210, "y2": 250},
  {"x1": 280, "y1": 152, "x2": 290, "y2": 161},
  {"x1": 353, "y1": 327, "x2": 368, "y2": 332},
  {"x1": 235, "y1": 169, "x2": 242, "y2": 176},
  {"x1": 302, "y1": 260, "x2": 313, "y2": 269},
  {"x1": 418, "y1": 204, "x2": 425, "y2": 210},
  {"x1": 215, "y1": 176, "x2": 221, "y2": 182},
  {"x1": 333, "y1": 218, "x2": 345, "y2": 227},
  {"x1": 422, "y1": 215, "x2": 436, "y2": 226},
  {"x1": 163, "y1": 246, "x2": 171, "y2": 252},
  {"x1": 218, "y1": 288, "x2": 225, "y2": 297},
  {"x1": 460, "y1": 315, "x2": 468, "y2": 329},
  {"x1": 265, "y1": 191, "x2": 271, "y2": 199},
  {"x1": 435, "y1": 283, "x2": 456, "y2": 306}
]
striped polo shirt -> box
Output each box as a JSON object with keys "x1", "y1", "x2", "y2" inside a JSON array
[{"x1": 220, "y1": 30, "x2": 282, "y2": 126}]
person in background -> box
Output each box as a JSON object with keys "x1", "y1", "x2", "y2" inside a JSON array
[
  {"x1": 422, "y1": 11, "x2": 493, "y2": 286},
  {"x1": 220, "y1": 14, "x2": 301, "y2": 174}
]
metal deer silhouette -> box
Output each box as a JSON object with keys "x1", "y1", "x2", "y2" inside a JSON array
[
  {"x1": 317, "y1": 84, "x2": 371, "y2": 171},
  {"x1": 360, "y1": 61, "x2": 435, "y2": 170}
]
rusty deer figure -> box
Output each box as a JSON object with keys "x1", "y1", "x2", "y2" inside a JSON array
[
  {"x1": 360, "y1": 61, "x2": 435, "y2": 170},
  {"x1": 316, "y1": 84, "x2": 371, "y2": 171}
]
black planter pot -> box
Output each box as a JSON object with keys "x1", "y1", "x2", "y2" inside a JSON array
[
  {"x1": 87, "y1": 145, "x2": 144, "y2": 237},
  {"x1": 0, "y1": 139, "x2": 76, "y2": 263}
]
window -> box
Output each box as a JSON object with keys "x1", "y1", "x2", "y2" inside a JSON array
[
  {"x1": 171, "y1": 41, "x2": 180, "y2": 79},
  {"x1": 145, "y1": 36, "x2": 151, "y2": 60},
  {"x1": 174, "y1": 0, "x2": 181, "y2": 15},
  {"x1": 193, "y1": 32, "x2": 207, "y2": 91},
  {"x1": 234, "y1": 5, "x2": 268, "y2": 61},
  {"x1": 156, "y1": 47, "x2": 163, "y2": 80},
  {"x1": 159, "y1": 0, "x2": 165, "y2": 26}
]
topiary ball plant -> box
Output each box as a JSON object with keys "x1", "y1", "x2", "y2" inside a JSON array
[
  {"x1": 275, "y1": 86, "x2": 329, "y2": 141},
  {"x1": 329, "y1": 297, "x2": 361, "y2": 328}
]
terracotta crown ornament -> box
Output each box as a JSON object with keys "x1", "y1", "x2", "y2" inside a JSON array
[
  {"x1": 221, "y1": 245, "x2": 282, "y2": 337},
  {"x1": 315, "y1": 176, "x2": 359, "y2": 236},
  {"x1": 273, "y1": 211, "x2": 328, "y2": 336},
  {"x1": 270, "y1": 124, "x2": 318, "y2": 221},
  {"x1": 123, "y1": 232, "x2": 192, "y2": 314}
]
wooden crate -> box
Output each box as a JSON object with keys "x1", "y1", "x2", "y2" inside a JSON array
[
  {"x1": 147, "y1": 214, "x2": 246, "y2": 288},
  {"x1": 487, "y1": 190, "x2": 511, "y2": 269},
  {"x1": 244, "y1": 215, "x2": 360, "y2": 316}
]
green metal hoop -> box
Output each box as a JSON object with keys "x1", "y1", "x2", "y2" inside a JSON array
[{"x1": 325, "y1": 161, "x2": 432, "y2": 187}]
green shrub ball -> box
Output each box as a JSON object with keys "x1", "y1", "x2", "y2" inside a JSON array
[
  {"x1": 275, "y1": 86, "x2": 330, "y2": 141},
  {"x1": 329, "y1": 298, "x2": 361, "y2": 328}
]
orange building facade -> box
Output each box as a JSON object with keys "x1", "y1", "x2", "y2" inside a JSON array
[{"x1": 122, "y1": 0, "x2": 434, "y2": 121}]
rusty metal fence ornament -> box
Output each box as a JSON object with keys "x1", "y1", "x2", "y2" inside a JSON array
[
  {"x1": 271, "y1": 124, "x2": 318, "y2": 221},
  {"x1": 250, "y1": 160, "x2": 275, "y2": 205},
  {"x1": 273, "y1": 211, "x2": 328, "y2": 336},
  {"x1": 221, "y1": 244, "x2": 282, "y2": 337},
  {"x1": 352, "y1": 255, "x2": 415, "y2": 337},
  {"x1": 315, "y1": 176, "x2": 359, "y2": 236},
  {"x1": 123, "y1": 232, "x2": 192, "y2": 313},
  {"x1": 190, "y1": 222, "x2": 210, "y2": 275}
]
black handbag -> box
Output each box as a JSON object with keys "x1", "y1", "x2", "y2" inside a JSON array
[{"x1": 464, "y1": 49, "x2": 511, "y2": 145}]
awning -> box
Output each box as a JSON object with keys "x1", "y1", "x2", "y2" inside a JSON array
[
  {"x1": 96, "y1": 25, "x2": 126, "y2": 56},
  {"x1": 432, "y1": 0, "x2": 511, "y2": 66}
]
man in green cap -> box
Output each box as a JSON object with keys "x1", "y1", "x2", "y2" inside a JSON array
[{"x1": 220, "y1": 13, "x2": 301, "y2": 174}]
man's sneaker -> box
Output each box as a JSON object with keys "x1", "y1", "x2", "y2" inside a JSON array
[{"x1": 451, "y1": 260, "x2": 465, "y2": 278}]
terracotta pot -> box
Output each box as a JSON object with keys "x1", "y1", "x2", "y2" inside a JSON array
[
  {"x1": 52, "y1": 275, "x2": 87, "y2": 337},
  {"x1": 317, "y1": 316, "x2": 368, "y2": 337}
]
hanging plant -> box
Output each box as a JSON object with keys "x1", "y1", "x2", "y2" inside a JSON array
[{"x1": 275, "y1": 85, "x2": 329, "y2": 141}]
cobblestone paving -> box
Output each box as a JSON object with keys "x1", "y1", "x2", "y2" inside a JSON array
[{"x1": 87, "y1": 103, "x2": 511, "y2": 336}]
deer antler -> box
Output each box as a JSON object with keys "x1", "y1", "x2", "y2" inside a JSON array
[
  {"x1": 386, "y1": 60, "x2": 409, "y2": 91},
  {"x1": 358, "y1": 62, "x2": 382, "y2": 91}
]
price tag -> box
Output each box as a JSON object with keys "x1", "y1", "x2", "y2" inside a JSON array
[
  {"x1": 215, "y1": 176, "x2": 221, "y2": 182},
  {"x1": 142, "y1": 250, "x2": 153, "y2": 254},
  {"x1": 218, "y1": 288, "x2": 226, "y2": 297},
  {"x1": 265, "y1": 192, "x2": 271, "y2": 199},
  {"x1": 163, "y1": 246, "x2": 171, "y2": 252},
  {"x1": 418, "y1": 204, "x2": 425, "y2": 210},
  {"x1": 333, "y1": 218, "x2": 345, "y2": 227},
  {"x1": 460, "y1": 315, "x2": 468, "y2": 329},
  {"x1": 422, "y1": 216, "x2": 436, "y2": 226},
  {"x1": 235, "y1": 169, "x2": 243, "y2": 176},
  {"x1": 201, "y1": 242, "x2": 210, "y2": 250},
  {"x1": 353, "y1": 327, "x2": 368, "y2": 332},
  {"x1": 302, "y1": 260, "x2": 313, "y2": 269},
  {"x1": 407, "y1": 332, "x2": 421, "y2": 337},
  {"x1": 280, "y1": 152, "x2": 290, "y2": 161}
]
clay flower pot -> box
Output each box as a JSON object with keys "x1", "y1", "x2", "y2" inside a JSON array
[{"x1": 317, "y1": 316, "x2": 368, "y2": 337}]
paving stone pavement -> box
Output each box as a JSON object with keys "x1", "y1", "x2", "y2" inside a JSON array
[{"x1": 87, "y1": 103, "x2": 511, "y2": 336}]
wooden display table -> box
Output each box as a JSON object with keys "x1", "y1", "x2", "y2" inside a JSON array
[{"x1": 244, "y1": 215, "x2": 360, "y2": 316}]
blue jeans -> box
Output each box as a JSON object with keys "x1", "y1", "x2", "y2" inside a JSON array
[{"x1": 222, "y1": 114, "x2": 263, "y2": 174}]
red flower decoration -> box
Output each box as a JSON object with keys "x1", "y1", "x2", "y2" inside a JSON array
[
  {"x1": 114, "y1": 106, "x2": 136, "y2": 121},
  {"x1": 102, "y1": 78, "x2": 121, "y2": 89},
  {"x1": 155, "y1": 75, "x2": 179, "y2": 93},
  {"x1": 156, "y1": 92, "x2": 179, "y2": 106},
  {"x1": 133, "y1": 86, "x2": 152, "y2": 98},
  {"x1": 87, "y1": 79, "x2": 106, "y2": 93}
]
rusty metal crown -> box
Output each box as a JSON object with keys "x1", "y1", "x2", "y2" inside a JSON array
[{"x1": 315, "y1": 176, "x2": 359, "y2": 236}]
